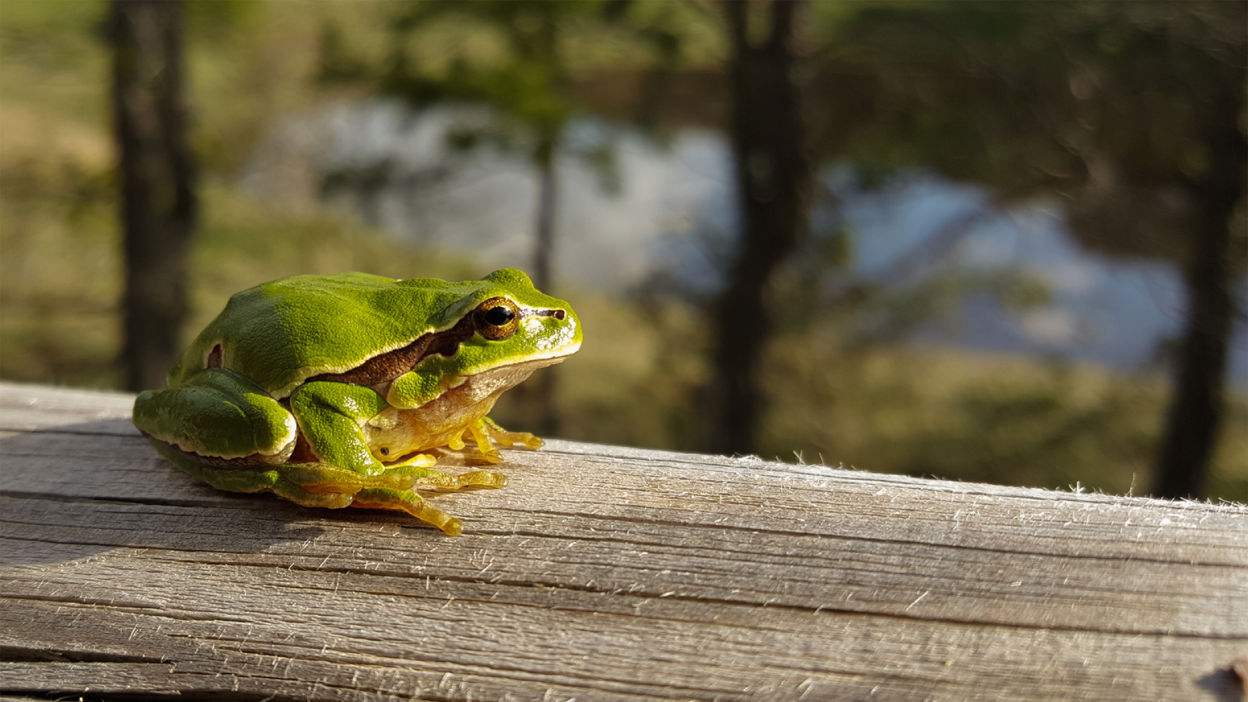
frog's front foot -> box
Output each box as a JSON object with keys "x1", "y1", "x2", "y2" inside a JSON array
[
  {"x1": 445, "y1": 417, "x2": 543, "y2": 464},
  {"x1": 484, "y1": 417, "x2": 543, "y2": 450}
]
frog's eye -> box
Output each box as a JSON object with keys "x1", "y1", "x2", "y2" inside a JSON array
[{"x1": 474, "y1": 297, "x2": 520, "y2": 340}]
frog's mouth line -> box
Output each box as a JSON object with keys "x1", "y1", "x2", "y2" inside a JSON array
[{"x1": 444, "y1": 354, "x2": 570, "y2": 398}]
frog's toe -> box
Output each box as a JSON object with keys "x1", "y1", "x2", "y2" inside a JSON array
[
  {"x1": 392, "y1": 452, "x2": 438, "y2": 469},
  {"x1": 442, "y1": 469, "x2": 507, "y2": 490},
  {"x1": 351, "y1": 487, "x2": 463, "y2": 535},
  {"x1": 456, "y1": 445, "x2": 504, "y2": 465},
  {"x1": 406, "y1": 466, "x2": 506, "y2": 490}
]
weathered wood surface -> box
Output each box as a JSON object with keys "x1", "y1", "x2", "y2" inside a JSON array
[{"x1": 0, "y1": 381, "x2": 1245, "y2": 701}]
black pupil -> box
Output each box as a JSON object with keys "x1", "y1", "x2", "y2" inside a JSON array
[{"x1": 484, "y1": 306, "x2": 515, "y2": 326}]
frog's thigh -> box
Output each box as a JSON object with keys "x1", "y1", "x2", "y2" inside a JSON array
[
  {"x1": 272, "y1": 476, "x2": 356, "y2": 510},
  {"x1": 351, "y1": 487, "x2": 464, "y2": 536},
  {"x1": 288, "y1": 381, "x2": 389, "y2": 476},
  {"x1": 150, "y1": 442, "x2": 285, "y2": 494},
  {"x1": 134, "y1": 369, "x2": 295, "y2": 459}
]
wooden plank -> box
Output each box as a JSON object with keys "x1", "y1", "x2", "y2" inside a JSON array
[{"x1": 0, "y1": 381, "x2": 1245, "y2": 701}]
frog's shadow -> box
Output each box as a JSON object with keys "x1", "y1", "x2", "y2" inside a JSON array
[{"x1": 0, "y1": 418, "x2": 443, "y2": 567}]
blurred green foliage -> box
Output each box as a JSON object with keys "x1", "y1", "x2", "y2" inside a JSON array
[
  {"x1": 809, "y1": 1, "x2": 1247, "y2": 265},
  {"x1": 0, "y1": 0, "x2": 1243, "y2": 500}
]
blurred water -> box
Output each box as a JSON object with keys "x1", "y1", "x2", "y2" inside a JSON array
[
  {"x1": 241, "y1": 100, "x2": 728, "y2": 291},
  {"x1": 241, "y1": 99, "x2": 1247, "y2": 386}
]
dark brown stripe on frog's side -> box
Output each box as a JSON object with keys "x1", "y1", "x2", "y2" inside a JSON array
[{"x1": 306, "y1": 312, "x2": 478, "y2": 387}]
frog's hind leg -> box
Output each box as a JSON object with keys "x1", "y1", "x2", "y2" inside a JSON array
[
  {"x1": 350, "y1": 488, "x2": 464, "y2": 536},
  {"x1": 271, "y1": 476, "x2": 357, "y2": 510},
  {"x1": 378, "y1": 459, "x2": 507, "y2": 491},
  {"x1": 267, "y1": 458, "x2": 503, "y2": 534},
  {"x1": 134, "y1": 369, "x2": 297, "y2": 462}
]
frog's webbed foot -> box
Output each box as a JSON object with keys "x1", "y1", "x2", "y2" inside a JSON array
[
  {"x1": 444, "y1": 417, "x2": 543, "y2": 465},
  {"x1": 351, "y1": 488, "x2": 466, "y2": 536},
  {"x1": 357, "y1": 463, "x2": 505, "y2": 535}
]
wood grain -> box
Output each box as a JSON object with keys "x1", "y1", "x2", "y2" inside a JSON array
[{"x1": 0, "y1": 381, "x2": 1245, "y2": 701}]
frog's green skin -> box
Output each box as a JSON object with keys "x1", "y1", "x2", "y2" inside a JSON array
[{"x1": 133, "y1": 268, "x2": 580, "y2": 535}]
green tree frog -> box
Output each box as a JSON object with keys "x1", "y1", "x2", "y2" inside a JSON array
[{"x1": 132, "y1": 268, "x2": 581, "y2": 535}]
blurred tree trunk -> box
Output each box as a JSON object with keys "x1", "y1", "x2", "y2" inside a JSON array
[
  {"x1": 709, "y1": 0, "x2": 812, "y2": 454},
  {"x1": 532, "y1": 135, "x2": 558, "y2": 293},
  {"x1": 530, "y1": 132, "x2": 561, "y2": 435},
  {"x1": 523, "y1": 6, "x2": 563, "y2": 438},
  {"x1": 111, "y1": 0, "x2": 197, "y2": 391},
  {"x1": 1152, "y1": 87, "x2": 1246, "y2": 499}
]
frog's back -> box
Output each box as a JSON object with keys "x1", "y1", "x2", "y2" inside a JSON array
[{"x1": 168, "y1": 273, "x2": 491, "y2": 398}]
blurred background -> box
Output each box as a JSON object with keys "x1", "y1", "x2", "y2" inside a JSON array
[{"x1": 1, "y1": 0, "x2": 1244, "y2": 500}]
